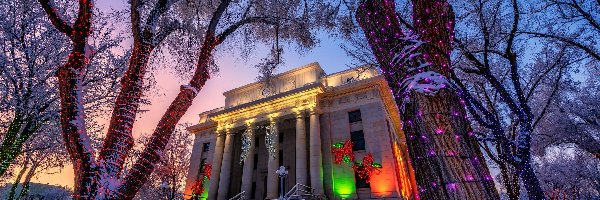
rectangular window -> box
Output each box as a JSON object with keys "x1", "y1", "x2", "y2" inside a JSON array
[
  {"x1": 202, "y1": 143, "x2": 210, "y2": 152},
  {"x1": 251, "y1": 182, "x2": 256, "y2": 198},
  {"x1": 279, "y1": 132, "x2": 284, "y2": 143},
  {"x1": 255, "y1": 136, "x2": 259, "y2": 147},
  {"x1": 355, "y1": 170, "x2": 371, "y2": 188},
  {"x1": 351, "y1": 130, "x2": 366, "y2": 151},
  {"x1": 279, "y1": 150, "x2": 283, "y2": 167},
  {"x1": 349, "y1": 110, "x2": 362, "y2": 123},
  {"x1": 253, "y1": 154, "x2": 258, "y2": 169},
  {"x1": 197, "y1": 158, "x2": 207, "y2": 178}
]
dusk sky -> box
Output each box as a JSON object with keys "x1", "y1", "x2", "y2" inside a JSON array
[{"x1": 32, "y1": 0, "x2": 357, "y2": 187}]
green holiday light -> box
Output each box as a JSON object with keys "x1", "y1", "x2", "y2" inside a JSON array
[
  {"x1": 333, "y1": 142, "x2": 344, "y2": 148},
  {"x1": 343, "y1": 155, "x2": 351, "y2": 163},
  {"x1": 372, "y1": 162, "x2": 382, "y2": 168},
  {"x1": 333, "y1": 173, "x2": 356, "y2": 198}
]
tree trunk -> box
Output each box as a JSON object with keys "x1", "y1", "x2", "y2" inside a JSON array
[
  {"x1": 0, "y1": 114, "x2": 25, "y2": 176},
  {"x1": 498, "y1": 161, "x2": 520, "y2": 200},
  {"x1": 516, "y1": 157, "x2": 546, "y2": 199},
  {"x1": 99, "y1": 42, "x2": 156, "y2": 179},
  {"x1": 8, "y1": 158, "x2": 28, "y2": 200},
  {"x1": 38, "y1": 0, "x2": 97, "y2": 198},
  {"x1": 57, "y1": 50, "x2": 100, "y2": 200},
  {"x1": 0, "y1": 117, "x2": 41, "y2": 177},
  {"x1": 56, "y1": 25, "x2": 98, "y2": 200},
  {"x1": 113, "y1": 35, "x2": 217, "y2": 200},
  {"x1": 402, "y1": 90, "x2": 499, "y2": 199},
  {"x1": 515, "y1": 122, "x2": 547, "y2": 200},
  {"x1": 356, "y1": 0, "x2": 499, "y2": 199},
  {"x1": 16, "y1": 157, "x2": 41, "y2": 200}
]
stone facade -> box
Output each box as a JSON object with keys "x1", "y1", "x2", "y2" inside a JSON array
[{"x1": 184, "y1": 63, "x2": 417, "y2": 200}]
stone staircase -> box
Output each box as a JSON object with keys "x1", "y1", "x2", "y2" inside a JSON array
[
  {"x1": 228, "y1": 183, "x2": 326, "y2": 200},
  {"x1": 282, "y1": 183, "x2": 326, "y2": 200}
]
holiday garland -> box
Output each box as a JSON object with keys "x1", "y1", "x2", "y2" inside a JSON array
[
  {"x1": 240, "y1": 128, "x2": 253, "y2": 164},
  {"x1": 331, "y1": 140, "x2": 382, "y2": 183},
  {"x1": 265, "y1": 123, "x2": 278, "y2": 158},
  {"x1": 191, "y1": 164, "x2": 212, "y2": 198},
  {"x1": 352, "y1": 153, "x2": 382, "y2": 183},
  {"x1": 332, "y1": 140, "x2": 354, "y2": 164}
]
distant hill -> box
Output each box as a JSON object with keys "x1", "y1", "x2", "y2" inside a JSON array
[{"x1": 0, "y1": 183, "x2": 71, "y2": 200}]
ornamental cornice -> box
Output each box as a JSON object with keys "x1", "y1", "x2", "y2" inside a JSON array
[
  {"x1": 222, "y1": 62, "x2": 323, "y2": 97},
  {"x1": 210, "y1": 82, "x2": 325, "y2": 130},
  {"x1": 186, "y1": 121, "x2": 217, "y2": 134}
]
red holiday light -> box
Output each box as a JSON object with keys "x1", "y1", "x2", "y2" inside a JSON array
[
  {"x1": 332, "y1": 140, "x2": 354, "y2": 164},
  {"x1": 191, "y1": 164, "x2": 212, "y2": 197},
  {"x1": 352, "y1": 153, "x2": 382, "y2": 183},
  {"x1": 203, "y1": 164, "x2": 212, "y2": 180}
]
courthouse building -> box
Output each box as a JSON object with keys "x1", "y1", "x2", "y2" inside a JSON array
[{"x1": 184, "y1": 63, "x2": 418, "y2": 200}]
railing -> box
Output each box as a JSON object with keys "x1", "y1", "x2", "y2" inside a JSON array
[
  {"x1": 229, "y1": 191, "x2": 246, "y2": 200},
  {"x1": 283, "y1": 183, "x2": 326, "y2": 200}
]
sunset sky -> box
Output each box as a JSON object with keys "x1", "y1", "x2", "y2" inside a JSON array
[{"x1": 31, "y1": 0, "x2": 356, "y2": 188}]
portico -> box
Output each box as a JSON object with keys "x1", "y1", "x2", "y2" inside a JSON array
[{"x1": 209, "y1": 83, "x2": 325, "y2": 199}]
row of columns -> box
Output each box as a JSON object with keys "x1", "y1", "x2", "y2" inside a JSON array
[{"x1": 207, "y1": 109, "x2": 323, "y2": 200}]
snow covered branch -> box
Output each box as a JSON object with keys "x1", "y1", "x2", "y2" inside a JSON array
[{"x1": 37, "y1": 0, "x2": 73, "y2": 35}]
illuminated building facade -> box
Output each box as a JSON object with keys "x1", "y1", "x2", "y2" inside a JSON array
[{"x1": 184, "y1": 63, "x2": 417, "y2": 199}]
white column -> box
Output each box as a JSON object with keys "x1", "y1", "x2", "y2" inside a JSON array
[
  {"x1": 217, "y1": 129, "x2": 235, "y2": 199},
  {"x1": 240, "y1": 123, "x2": 255, "y2": 199},
  {"x1": 309, "y1": 109, "x2": 324, "y2": 195},
  {"x1": 184, "y1": 135, "x2": 204, "y2": 199},
  {"x1": 266, "y1": 118, "x2": 280, "y2": 199},
  {"x1": 207, "y1": 130, "x2": 226, "y2": 200},
  {"x1": 295, "y1": 111, "x2": 308, "y2": 186}
]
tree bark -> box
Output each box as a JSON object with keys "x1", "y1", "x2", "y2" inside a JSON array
[
  {"x1": 114, "y1": 35, "x2": 217, "y2": 200},
  {"x1": 16, "y1": 155, "x2": 41, "y2": 200},
  {"x1": 57, "y1": 47, "x2": 100, "y2": 200},
  {"x1": 402, "y1": 91, "x2": 500, "y2": 199},
  {"x1": 498, "y1": 161, "x2": 520, "y2": 200},
  {"x1": 38, "y1": 0, "x2": 98, "y2": 198},
  {"x1": 356, "y1": 0, "x2": 499, "y2": 199},
  {"x1": 8, "y1": 157, "x2": 28, "y2": 200},
  {"x1": 99, "y1": 41, "x2": 155, "y2": 179},
  {"x1": 0, "y1": 116, "x2": 42, "y2": 177},
  {"x1": 514, "y1": 122, "x2": 546, "y2": 199},
  {"x1": 0, "y1": 114, "x2": 25, "y2": 176},
  {"x1": 98, "y1": 0, "x2": 172, "y2": 179},
  {"x1": 516, "y1": 160, "x2": 546, "y2": 199}
]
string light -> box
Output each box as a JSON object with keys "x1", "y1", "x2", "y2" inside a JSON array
[
  {"x1": 332, "y1": 140, "x2": 354, "y2": 164},
  {"x1": 352, "y1": 153, "x2": 382, "y2": 184},
  {"x1": 356, "y1": 0, "x2": 499, "y2": 199},
  {"x1": 240, "y1": 128, "x2": 253, "y2": 164},
  {"x1": 265, "y1": 123, "x2": 278, "y2": 158},
  {"x1": 191, "y1": 164, "x2": 212, "y2": 198}
]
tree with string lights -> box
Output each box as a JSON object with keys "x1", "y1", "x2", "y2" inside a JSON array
[
  {"x1": 355, "y1": 0, "x2": 499, "y2": 199},
  {"x1": 0, "y1": 0, "x2": 125, "y2": 180},
  {"x1": 133, "y1": 124, "x2": 193, "y2": 200},
  {"x1": 342, "y1": 0, "x2": 598, "y2": 199},
  {"x1": 35, "y1": 0, "x2": 338, "y2": 199},
  {"x1": 447, "y1": 0, "x2": 599, "y2": 198}
]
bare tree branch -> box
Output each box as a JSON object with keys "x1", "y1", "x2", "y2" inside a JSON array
[
  {"x1": 519, "y1": 31, "x2": 600, "y2": 61},
  {"x1": 37, "y1": 0, "x2": 73, "y2": 35}
]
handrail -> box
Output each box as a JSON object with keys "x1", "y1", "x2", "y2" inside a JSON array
[
  {"x1": 283, "y1": 183, "x2": 322, "y2": 199},
  {"x1": 229, "y1": 191, "x2": 246, "y2": 200}
]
